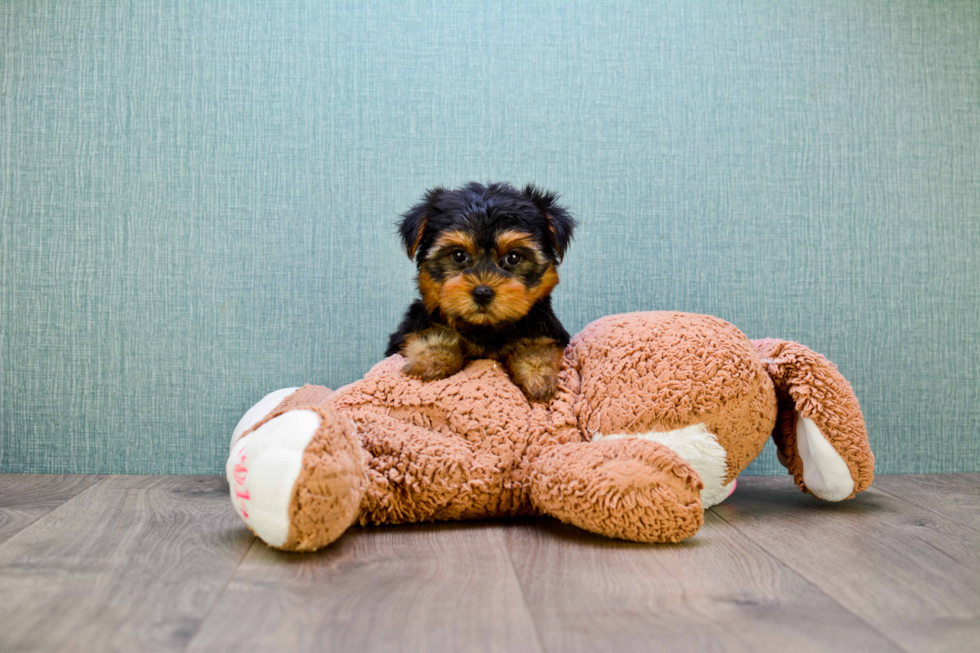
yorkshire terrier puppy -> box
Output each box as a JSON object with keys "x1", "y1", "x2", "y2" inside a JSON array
[{"x1": 386, "y1": 182, "x2": 576, "y2": 402}]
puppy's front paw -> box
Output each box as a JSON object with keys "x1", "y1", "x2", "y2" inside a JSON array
[
  {"x1": 506, "y1": 337, "x2": 563, "y2": 403},
  {"x1": 518, "y1": 367, "x2": 559, "y2": 403},
  {"x1": 401, "y1": 355, "x2": 461, "y2": 380},
  {"x1": 400, "y1": 328, "x2": 464, "y2": 380}
]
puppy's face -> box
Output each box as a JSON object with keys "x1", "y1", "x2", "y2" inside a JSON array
[
  {"x1": 399, "y1": 183, "x2": 575, "y2": 327},
  {"x1": 419, "y1": 226, "x2": 558, "y2": 326}
]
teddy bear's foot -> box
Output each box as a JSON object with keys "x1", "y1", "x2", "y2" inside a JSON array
[
  {"x1": 754, "y1": 338, "x2": 874, "y2": 501},
  {"x1": 231, "y1": 385, "x2": 337, "y2": 448},
  {"x1": 792, "y1": 414, "x2": 856, "y2": 502},
  {"x1": 771, "y1": 413, "x2": 853, "y2": 502},
  {"x1": 226, "y1": 404, "x2": 365, "y2": 551},
  {"x1": 529, "y1": 438, "x2": 704, "y2": 543},
  {"x1": 231, "y1": 387, "x2": 299, "y2": 448}
]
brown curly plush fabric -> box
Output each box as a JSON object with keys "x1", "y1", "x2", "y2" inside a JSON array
[
  {"x1": 753, "y1": 338, "x2": 874, "y2": 499},
  {"x1": 232, "y1": 311, "x2": 874, "y2": 551},
  {"x1": 564, "y1": 312, "x2": 777, "y2": 482},
  {"x1": 529, "y1": 438, "x2": 704, "y2": 543}
]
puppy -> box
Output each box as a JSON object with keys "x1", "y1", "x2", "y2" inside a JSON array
[{"x1": 386, "y1": 182, "x2": 575, "y2": 402}]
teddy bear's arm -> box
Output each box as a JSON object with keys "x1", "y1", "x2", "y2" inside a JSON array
[{"x1": 350, "y1": 409, "x2": 484, "y2": 525}]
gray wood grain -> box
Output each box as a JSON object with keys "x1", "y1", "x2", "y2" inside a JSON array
[
  {"x1": 185, "y1": 521, "x2": 543, "y2": 653},
  {"x1": 712, "y1": 476, "x2": 980, "y2": 653},
  {"x1": 1, "y1": 474, "x2": 977, "y2": 653},
  {"x1": 0, "y1": 475, "x2": 253, "y2": 653},
  {"x1": 873, "y1": 473, "x2": 980, "y2": 532},
  {"x1": 504, "y1": 514, "x2": 902, "y2": 653},
  {"x1": 0, "y1": 474, "x2": 104, "y2": 545}
]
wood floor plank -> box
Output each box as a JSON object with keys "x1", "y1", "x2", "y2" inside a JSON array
[
  {"x1": 504, "y1": 514, "x2": 902, "y2": 653},
  {"x1": 712, "y1": 476, "x2": 980, "y2": 653},
  {"x1": 0, "y1": 474, "x2": 104, "y2": 545},
  {"x1": 0, "y1": 475, "x2": 254, "y2": 653},
  {"x1": 873, "y1": 473, "x2": 980, "y2": 532},
  {"x1": 186, "y1": 521, "x2": 543, "y2": 653},
  {"x1": 2, "y1": 473, "x2": 975, "y2": 652}
]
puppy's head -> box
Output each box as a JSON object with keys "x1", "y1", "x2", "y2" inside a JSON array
[{"x1": 398, "y1": 182, "x2": 575, "y2": 327}]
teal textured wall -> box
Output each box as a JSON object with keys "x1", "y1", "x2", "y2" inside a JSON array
[{"x1": 1, "y1": 1, "x2": 978, "y2": 475}]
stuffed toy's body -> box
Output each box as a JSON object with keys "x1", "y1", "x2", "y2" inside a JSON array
[{"x1": 227, "y1": 311, "x2": 873, "y2": 551}]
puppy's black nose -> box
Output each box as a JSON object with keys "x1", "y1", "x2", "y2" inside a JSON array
[{"x1": 472, "y1": 285, "x2": 495, "y2": 306}]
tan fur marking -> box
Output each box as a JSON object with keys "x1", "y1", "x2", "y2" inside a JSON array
[
  {"x1": 495, "y1": 230, "x2": 537, "y2": 257},
  {"x1": 433, "y1": 230, "x2": 477, "y2": 254},
  {"x1": 437, "y1": 273, "x2": 482, "y2": 323},
  {"x1": 526, "y1": 265, "x2": 559, "y2": 304},
  {"x1": 401, "y1": 327, "x2": 465, "y2": 380},
  {"x1": 546, "y1": 220, "x2": 565, "y2": 261},
  {"x1": 489, "y1": 279, "x2": 538, "y2": 323},
  {"x1": 418, "y1": 269, "x2": 442, "y2": 314},
  {"x1": 490, "y1": 265, "x2": 560, "y2": 324},
  {"x1": 505, "y1": 337, "x2": 563, "y2": 402},
  {"x1": 431, "y1": 265, "x2": 560, "y2": 326},
  {"x1": 408, "y1": 217, "x2": 427, "y2": 259}
]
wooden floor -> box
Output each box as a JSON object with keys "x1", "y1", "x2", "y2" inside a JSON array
[{"x1": 0, "y1": 474, "x2": 977, "y2": 652}]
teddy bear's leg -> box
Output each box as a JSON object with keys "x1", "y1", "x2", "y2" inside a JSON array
[
  {"x1": 753, "y1": 338, "x2": 874, "y2": 501},
  {"x1": 528, "y1": 438, "x2": 704, "y2": 543},
  {"x1": 227, "y1": 402, "x2": 365, "y2": 551}
]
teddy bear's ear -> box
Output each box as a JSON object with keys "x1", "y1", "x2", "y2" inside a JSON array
[
  {"x1": 398, "y1": 188, "x2": 446, "y2": 262},
  {"x1": 523, "y1": 184, "x2": 576, "y2": 262}
]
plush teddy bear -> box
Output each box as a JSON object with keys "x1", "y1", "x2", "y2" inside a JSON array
[{"x1": 226, "y1": 311, "x2": 874, "y2": 551}]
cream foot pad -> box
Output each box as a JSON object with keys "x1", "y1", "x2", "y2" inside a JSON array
[{"x1": 226, "y1": 409, "x2": 320, "y2": 547}]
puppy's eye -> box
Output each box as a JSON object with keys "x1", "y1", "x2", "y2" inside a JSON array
[
  {"x1": 505, "y1": 251, "x2": 522, "y2": 266},
  {"x1": 451, "y1": 249, "x2": 468, "y2": 264}
]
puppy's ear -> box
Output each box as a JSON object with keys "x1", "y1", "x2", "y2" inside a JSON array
[
  {"x1": 398, "y1": 188, "x2": 446, "y2": 261},
  {"x1": 523, "y1": 184, "x2": 576, "y2": 262}
]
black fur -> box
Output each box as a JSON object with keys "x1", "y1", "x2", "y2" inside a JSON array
[
  {"x1": 399, "y1": 182, "x2": 575, "y2": 267},
  {"x1": 386, "y1": 182, "x2": 575, "y2": 358},
  {"x1": 385, "y1": 296, "x2": 570, "y2": 357}
]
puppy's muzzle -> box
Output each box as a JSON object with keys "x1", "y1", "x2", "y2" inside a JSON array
[{"x1": 472, "y1": 285, "x2": 495, "y2": 306}]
